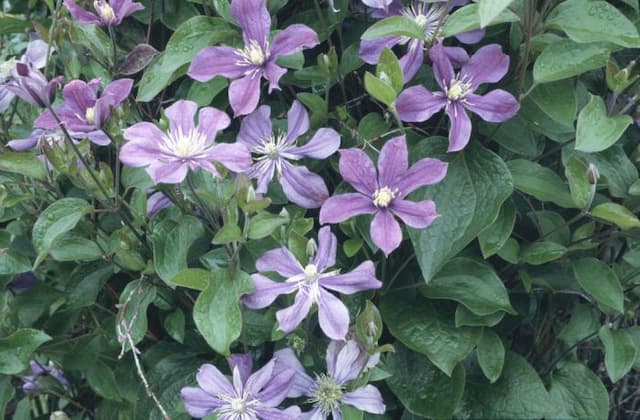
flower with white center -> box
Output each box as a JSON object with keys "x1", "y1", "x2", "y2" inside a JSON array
[
  {"x1": 120, "y1": 100, "x2": 252, "y2": 184},
  {"x1": 237, "y1": 101, "x2": 341, "y2": 209},
  {"x1": 244, "y1": 226, "x2": 382, "y2": 340},
  {"x1": 64, "y1": 0, "x2": 144, "y2": 27},
  {"x1": 94, "y1": 1, "x2": 116, "y2": 23}
]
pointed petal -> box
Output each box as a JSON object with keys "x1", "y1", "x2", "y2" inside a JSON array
[
  {"x1": 188, "y1": 46, "x2": 247, "y2": 82},
  {"x1": 164, "y1": 99, "x2": 197, "y2": 134},
  {"x1": 33, "y1": 109, "x2": 57, "y2": 129},
  {"x1": 446, "y1": 101, "x2": 471, "y2": 152},
  {"x1": 461, "y1": 44, "x2": 509, "y2": 90},
  {"x1": 229, "y1": 73, "x2": 262, "y2": 117},
  {"x1": 256, "y1": 247, "x2": 304, "y2": 277},
  {"x1": 280, "y1": 164, "x2": 329, "y2": 209},
  {"x1": 286, "y1": 100, "x2": 309, "y2": 144},
  {"x1": 463, "y1": 90, "x2": 519, "y2": 123},
  {"x1": 63, "y1": 0, "x2": 101, "y2": 24},
  {"x1": 319, "y1": 193, "x2": 376, "y2": 224},
  {"x1": 443, "y1": 46, "x2": 470, "y2": 68},
  {"x1": 23, "y1": 37, "x2": 50, "y2": 69},
  {"x1": 391, "y1": 198, "x2": 438, "y2": 228},
  {"x1": 289, "y1": 127, "x2": 340, "y2": 159},
  {"x1": 338, "y1": 148, "x2": 377, "y2": 195},
  {"x1": 455, "y1": 28, "x2": 485, "y2": 44},
  {"x1": 120, "y1": 122, "x2": 165, "y2": 166},
  {"x1": 197, "y1": 106, "x2": 231, "y2": 140},
  {"x1": 371, "y1": 210, "x2": 402, "y2": 256},
  {"x1": 270, "y1": 24, "x2": 319, "y2": 57},
  {"x1": 331, "y1": 340, "x2": 363, "y2": 383},
  {"x1": 358, "y1": 37, "x2": 400, "y2": 65},
  {"x1": 395, "y1": 158, "x2": 448, "y2": 198},
  {"x1": 317, "y1": 289, "x2": 349, "y2": 340},
  {"x1": 252, "y1": 160, "x2": 276, "y2": 193},
  {"x1": 237, "y1": 105, "x2": 272, "y2": 149},
  {"x1": 244, "y1": 273, "x2": 298, "y2": 309},
  {"x1": 81, "y1": 130, "x2": 111, "y2": 146},
  {"x1": 428, "y1": 41, "x2": 454, "y2": 90},
  {"x1": 256, "y1": 368, "x2": 296, "y2": 406},
  {"x1": 231, "y1": 0, "x2": 271, "y2": 47},
  {"x1": 228, "y1": 354, "x2": 253, "y2": 384},
  {"x1": 206, "y1": 142, "x2": 252, "y2": 173},
  {"x1": 276, "y1": 292, "x2": 313, "y2": 333},
  {"x1": 395, "y1": 85, "x2": 445, "y2": 122},
  {"x1": 320, "y1": 261, "x2": 382, "y2": 294},
  {"x1": 313, "y1": 226, "x2": 337, "y2": 273},
  {"x1": 342, "y1": 385, "x2": 386, "y2": 414},
  {"x1": 147, "y1": 161, "x2": 189, "y2": 184},
  {"x1": 196, "y1": 364, "x2": 234, "y2": 396},
  {"x1": 62, "y1": 79, "x2": 97, "y2": 112},
  {"x1": 180, "y1": 387, "x2": 221, "y2": 418},
  {"x1": 257, "y1": 406, "x2": 302, "y2": 420},
  {"x1": 263, "y1": 61, "x2": 286, "y2": 93},
  {"x1": 246, "y1": 358, "x2": 275, "y2": 395},
  {"x1": 378, "y1": 135, "x2": 407, "y2": 188},
  {"x1": 100, "y1": 78, "x2": 133, "y2": 108},
  {"x1": 273, "y1": 348, "x2": 315, "y2": 397},
  {"x1": 399, "y1": 39, "x2": 423, "y2": 83},
  {"x1": 302, "y1": 407, "x2": 326, "y2": 420}
]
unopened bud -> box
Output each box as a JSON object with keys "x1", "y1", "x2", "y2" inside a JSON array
[
  {"x1": 50, "y1": 411, "x2": 70, "y2": 420},
  {"x1": 246, "y1": 185, "x2": 256, "y2": 203},
  {"x1": 587, "y1": 164, "x2": 600, "y2": 185},
  {"x1": 306, "y1": 238, "x2": 318, "y2": 259}
]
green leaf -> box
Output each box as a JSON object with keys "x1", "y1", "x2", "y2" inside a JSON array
[
  {"x1": 521, "y1": 241, "x2": 568, "y2": 265},
  {"x1": 564, "y1": 155, "x2": 592, "y2": 209},
  {"x1": 571, "y1": 146, "x2": 638, "y2": 198},
  {"x1": 164, "y1": 309, "x2": 185, "y2": 344},
  {"x1": 545, "y1": 0, "x2": 640, "y2": 48},
  {"x1": 423, "y1": 258, "x2": 515, "y2": 315},
  {"x1": 171, "y1": 268, "x2": 210, "y2": 291},
  {"x1": 573, "y1": 258, "x2": 624, "y2": 312},
  {"x1": 117, "y1": 280, "x2": 157, "y2": 351},
  {"x1": 477, "y1": 329, "x2": 505, "y2": 383},
  {"x1": 478, "y1": 0, "x2": 516, "y2": 28},
  {"x1": 478, "y1": 200, "x2": 516, "y2": 258},
  {"x1": 212, "y1": 224, "x2": 242, "y2": 244},
  {"x1": 247, "y1": 211, "x2": 289, "y2": 239},
  {"x1": 575, "y1": 95, "x2": 632, "y2": 153},
  {"x1": 0, "y1": 375, "x2": 15, "y2": 420},
  {"x1": 69, "y1": 22, "x2": 113, "y2": 66},
  {"x1": 599, "y1": 325, "x2": 637, "y2": 382},
  {"x1": 361, "y1": 16, "x2": 425, "y2": 41},
  {"x1": 443, "y1": 3, "x2": 519, "y2": 37},
  {"x1": 549, "y1": 362, "x2": 609, "y2": 419},
  {"x1": 627, "y1": 326, "x2": 640, "y2": 370},
  {"x1": 533, "y1": 40, "x2": 610, "y2": 83},
  {"x1": 381, "y1": 292, "x2": 481, "y2": 375},
  {"x1": 376, "y1": 48, "x2": 403, "y2": 94},
  {"x1": 0, "y1": 16, "x2": 30, "y2": 35},
  {"x1": 193, "y1": 269, "x2": 254, "y2": 355},
  {"x1": 590, "y1": 202, "x2": 640, "y2": 230},
  {"x1": 409, "y1": 139, "x2": 513, "y2": 281},
  {"x1": 32, "y1": 198, "x2": 92, "y2": 268},
  {"x1": 529, "y1": 79, "x2": 577, "y2": 126},
  {"x1": 386, "y1": 343, "x2": 465, "y2": 419},
  {"x1": 364, "y1": 72, "x2": 397, "y2": 106},
  {"x1": 507, "y1": 159, "x2": 575, "y2": 208},
  {"x1": 0, "y1": 152, "x2": 47, "y2": 180},
  {"x1": 50, "y1": 237, "x2": 103, "y2": 261},
  {"x1": 137, "y1": 17, "x2": 235, "y2": 101},
  {"x1": 186, "y1": 76, "x2": 228, "y2": 107},
  {"x1": 455, "y1": 305, "x2": 505, "y2": 328},
  {"x1": 0, "y1": 328, "x2": 51, "y2": 375},
  {"x1": 87, "y1": 361, "x2": 122, "y2": 402},
  {"x1": 0, "y1": 250, "x2": 31, "y2": 276},
  {"x1": 151, "y1": 215, "x2": 205, "y2": 284}
]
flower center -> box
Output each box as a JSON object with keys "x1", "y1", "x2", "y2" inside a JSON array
[
  {"x1": 217, "y1": 393, "x2": 259, "y2": 419},
  {"x1": 373, "y1": 186, "x2": 396, "y2": 208},
  {"x1": 85, "y1": 106, "x2": 96, "y2": 124},
  {"x1": 304, "y1": 264, "x2": 319, "y2": 283},
  {"x1": 165, "y1": 128, "x2": 209, "y2": 159},
  {"x1": 237, "y1": 40, "x2": 269, "y2": 66},
  {"x1": 94, "y1": 1, "x2": 116, "y2": 23},
  {"x1": 310, "y1": 374, "x2": 343, "y2": 415},
  {"x1": 446, "y1": 76, "x2": 473, "y2": 101},
  {"x1": 401, "y1": 2, "x2": 448, "y2": 42},
  {"x1": 230, "y1": 398, "x2": 246, "y2": 413}
]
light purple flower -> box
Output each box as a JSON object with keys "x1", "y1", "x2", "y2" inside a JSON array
[
  {"x1": 237, "y1": 101, "x2": 340, "y2": 208},
  {"x1": 119, "y1": 100, "x2": 252, "y2": 184},
  {"x1": 395, "y1": 42, "x2": 520, "y2": 152},
  {"x1": 188, "y1": 0, "x2": 319, "y2": 116},
  {"x1": 244, "y1": 226, "x2": 382, "y2": 340},
  {"x1": 34, "y1": 78, "x2": 133, "y2": 146},
  {"x1": 273, "y1": 341, "x2": 385, "y2": 418},
  {"x1": 319, "y1": 135, "x2": 447, "y2": 256},
  {"x1": 63, "y1": 0, "x2": 144, "y2": 26},
  {"x1": 146, "y1": 192, "x2": 172, "y2": 217},
  {"x1": 359, "y1": 0, "x2": 483, "y2": 82},
  {"x1": 22, "y1": 360, "x2": 69, "y2": 395},
  {"x1": 4, "y1": 62, "x2": 62, "y2": 108},
  {"x1": 180, "y1": 353, "x2": 300, "y2": 419},
  {"x1": 7, "y1": 128, "x2": 65, "y2": 151}
]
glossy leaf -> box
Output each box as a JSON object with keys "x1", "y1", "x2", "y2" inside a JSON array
[
  {"x1": 533, "y1": 40, "x2": 610, "y2": 83},
  {"x1": 575, "y1": 95, "x2": 632, "y2": 153},
  {"x1": 477, "y1": 329, "x2": 505, "y2": 383},
  {"x1": 0, "y1": 329, "x2": 51, "y2": 375},
  {"x1": 573, "y1": 258, "x2": 624, "y2": 312},
  {"x1": 599, "y1": 325, "x2": 637, "y2": 382}
]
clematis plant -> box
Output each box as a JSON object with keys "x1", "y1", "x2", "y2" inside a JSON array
[
  {"x1": 63, "y1": 0, "x2": 144, "y2": 26},
  {"x1": 119, "y1": 99, "x2": 252, "y2": 184},
  {"x1": 320, "y1": 135, "x2": 447, "y2": 255},
  {"x1": 188, "y1": 0, "x2": 319, "y2": 116},
  {"x1": 181, "y1": 353, "x2": 300, "y2": 419},
  {"x1": 237, "y1": 101, "x2": 340, "y2": 208},
  {"x1": 34, "y1": 78, "x2": 133, "y2": 146},
  {"x1": 244, "y1": 226, "x2": 382, "y2": 340},
  {"x1": 395, "y1": 42, "x2": 520, "y2": 152},
  {"x1": 4, "y1": 62, "x2": 62, "y2": 108},
  {"x1": 274, "y1": 341, "x2": 385, "y2": 419}
]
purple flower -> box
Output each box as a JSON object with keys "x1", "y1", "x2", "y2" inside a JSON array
[
  {"x1": 188, "y1": 0, "x2": 319, "y2": 116},
  {"x1": 359, "y1": 0, "x2": 483, "y2": 82},
  {"x1": 395, "y1": 42, "x2": 520, "y2": 152},
  {"x1": 180, "y1": 353, "x2": 300, "y2": 419},
  {"x1": 273, "y1": 341, "x2": 385, "y2": 418},
  {"x1": 4, "y1": 62, "x2": 62, "y2": 108},
  {"x1": 244, "y1": 226, "x2": 382, "y2": 340},
  {"x1": 119, "y1": 100, "x2": 252, "y2": 184},
  {"x1": 8, "y1": 128, "x2": 65, "y2": 151},
  {"x1": 8, "y1": 272, "x2": 38, "y2": 293},
  {"x1": 63, "y1": 0, "x2": 144, "y2": 26},
  {"x1": 319, "y1": 136, "x2": 447, "y2": 256},
  {"x1": 237, "y1": 101, "x2": 340, "y2": 208},
  {"x1": 22, "y1": 360, "x2": 69, "y2": 395},
  {"x1": 34, "y1": 78, "x2": 133, "y2": 146},
  {"x1": 146, "y1": 192, "x2": 172, "y2": 217}
]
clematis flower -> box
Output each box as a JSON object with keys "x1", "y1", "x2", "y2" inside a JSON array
[
  {"x1": 63, "y1": 0, "x2": 144, "y2": 26},
  {"x1": 119, "y1": 100, "x2": 252, "y2": 184},
  {"x1": 273, "y1": 341, "x2": 385, "y2": 419},
  {"x1": 359, "y1": 0, "x2": 483, "y2": 82},
  {"x1": 22, "y1": 360, "x2": 69, "y2": 395},
  {"x1": 180, "y1": 353, "x2": 300, "y2": 419},
  {"x1": 4, "y1": 63, "x2": 62, "y2": 108},
  {"x1": 237, "y1": 101, "x2": 340, "y2": 208},
  {"x1": 319, "y1": 135, "x2": 447, "y2": 255},
  {"x1": 244, "y1": 226, "x2": 382, "y2": 340},
  {"x1": 188, "y1": 0, "x2": 319, "y2": 116},
  {"x1": 146, "y1": 192, "x2": 172, "y2": 217},
  {"x1": 34, "y1": 78, "x2": 133, "y2": 146},
  {"x1": 7, "y1": 128, "x2": 65, "y2": 151},
  {"x1": 395, "y1": 42, "x2": 520, "y2": 152}
]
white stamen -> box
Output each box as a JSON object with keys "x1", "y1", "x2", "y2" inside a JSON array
[
  {"x1": 372, "y1": 186, "x2": 397, "y2": 208},
  {"x1": 309, "y1": 374, "x2": 343, "y2": 416},
  {"x1": 85, "y1": 106, "x2": 96, "y2": 124},
  {"x1": 285, "y1": 263, "x2": 340, "y2": 304},
  {"x1": 445, "y1": 74, "x2": 474, "y2": 101},
  {"x1": 162, "y1": 127, "x2": 210, "y2": 159},
  {"x1": 94, "y1": 1, "x2": 116, "y2": 23},
  {"x1": 236, "y1": 39, "x2": 269, "y2": 67},
  {"x1": 400, "y1": 2, "x2": 448, "y2": 44},
  {"x1": 253, "y1": 131, "x2": 294, "y2": 176}
]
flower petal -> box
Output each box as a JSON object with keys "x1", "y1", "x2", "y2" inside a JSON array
[
  {"x1": 256, "y1": 247, "x2": 304, "y2": 277},
  {"x1": 370, "y1": 209, "x2": 402, "y2": 256},
  {"x1": 455, "y1": 28, "x2": 485, "y2": 44},
  {"x1": 228, "y1": 354, "x2": 253, "y2": 384},
  {"x1": 62, "y1": 79, "x2": 97, "y2": 113},
  {"x1": 338, "y1": 148, "x2": 378, "y2": 195},
  {"x1": 395, "y1": 158, "x2": 448, "y2": 198},
  {"x1": 429, "y1": 41, "x2": 454, "y2": 90},
  {"x1": 461, "y1": 43, "x2": 509, "y2": 90},
  {"x1": 320, "y1": 261, "x2": 382, "y2": 294},
  {"x1": 280, "y1": 164, "x2": 329, "y2": 209},
  {"x1": 256, "y1": 367, "x2": 296, "y2": 406},
  {"x1": 231, "y1": 0, "x2": 271, "y2": 47},
  {"x1": 443, "y1": 46, "x2": 470, "y2": 68},
  {"x1": 196, "y1": 364, "x2": 234, "y2": 396},
  {"x1": 120, "y1": 122, "x2": 165, "y2": 166},
  {"x1": 100, "y1": 78, "x2": 133, "y2": 109},
  {"x1": 165, "y1": 99, "x2": 197, "y2": 134},
  {"x1": 263, "y1": 61, "x2": 287, "y2": 93},
  {"x1": 399, "y1": 39, "x2": 423, "y2": 84},
  {"x1": 188, "y1": 46, "x2": 247, "y2": 82},
  {"x1": 257, "y1": 406, "x2": 302, "y2": 420},
  {"x1": 276, "y1": 292, "x2": 313, "y2": 333},
  {"x1": 270, "y1": 24, "x2": 319, "y2": 58},
  {"x1": 358, "y1": 37, "x2": 401, "y2": 65},
  {"x1": 317, "y1": 289, "x2": 349, "y2": 340},
  {"x1": 147, "y1": 161, "x2": 189, "y2": 184},
  {"x1": 313, "y1": 226, "x2": 337, "y2": 273},
  {"x1": 463, "y1": 90, "x2": 519, "y2": 123},
  {"x1": 289, "y1": 127, "x2": 340, "y2": 159},
  {"x1": 395, "y1": 85, "x2": 446, "y2": 123},
  {"x1": 229, "y1": 73, "x2": 262, "y2": 117},
  {"x1": 237, "y1": 105, "x2": 272, "y2": 149},
  {"x1": 246, "y1": 358, "x2": 275, "y2": 395},
  {"x1": 342, "y1": 385, "x2": 386, "y2": 414},
  {"x1": 378, "y1": 135, "x2": 408, "y2": 188},
  {"x1": 244, "y1": 273, "x2": 298, "y2": 309},
  {"x1": 319, "y1": 193, "x2": 376, "y2": 225},
  {"x1": 196, "y1": 106, "x2": 231, "y2": 140},
  {"x1": 180, "y1": 387, "x2": 222, "y2": 418},
  {"x1": 273, "y1": 348, "x2": 315, "y2": 397},
  {"x1": 286, "y1": 100, "x2": 309, "y2": 144},
  {"x1": 331, "y1": 340, "x2": 363, "y2": 384},
  {"x1": 446, "y1": 101, "x2": 472, "y2": 152},
  {"x1": 206, "y1": 142, "x2": 252, "y2": 173},
  {"x1": 63, "y1": 0, "x2": 101, "y2": 24},
  {"x1": 391, "y1": 198, "x2": 438, "y2": 228}
]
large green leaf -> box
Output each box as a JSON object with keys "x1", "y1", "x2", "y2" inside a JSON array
[
  {"x1": 0, "y1": 329, "x2": 51, "y2": 375},
  {"x1": 507, "y1": 159, "x2": 574, "y2": 208},
  {"x1": 443, "y1": 3, "x2": 519, "y2": 37},
  {"x1": 590, "y1": 203, "x2": 640, "y2": 230},
  {"x1": 360, "y1": 16, "x2": 424, "y2": 41},
  {"x1": 381, "y1": 292, "x2": 480, "y2": 376},
  {"x1": 0, "y1": 152, "x2": 48, "y2": 181},
  {"x1": 533, "y1": 40, "x2": 610, "y2": 83},
  {"x1": 386, "y1": 343, "x2": 465, "y2": 419},
  {"x1": 193, "y1": 269, "x2": 254, "y2": 355},
  {"x1": 599, "y1": 325, "x2": 637, "y2": 382},
  {"x1": 573, "y1": 258, "x2": 623, "y2": 312},
  {"x1": 478, "y1": 200, "x2": 516, "y2": 258},
  {"x1": 529, "y1": 79, "x2": 577, "y2": 126},
  {"x1": 478, "y1": 0, "x2": 516, "y2": 28},
  {"x1": 570, "y1": 146, "x2": 638, "y2": 198},
  {"x1": 409, "y1": 139, "x2": 513, "y2": 281},
  {"x1": 564, "y1": 155, "x2": 592, "y2": 209},
  {"x1": 69, "y1": 22, "x2": 113, "y2": 66},
  {"x1": 476, "y1": 329, "x2": 505, "y2": 384},
  {"x1": 575, "y1": 95, "x2": 632, "y2": 153},
  {"x1": 117, "y1": 280, "x2": 157, "y2": 351},
  {"x1": 549, "y1": 362, "x2": 609, "y2": 419}
]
